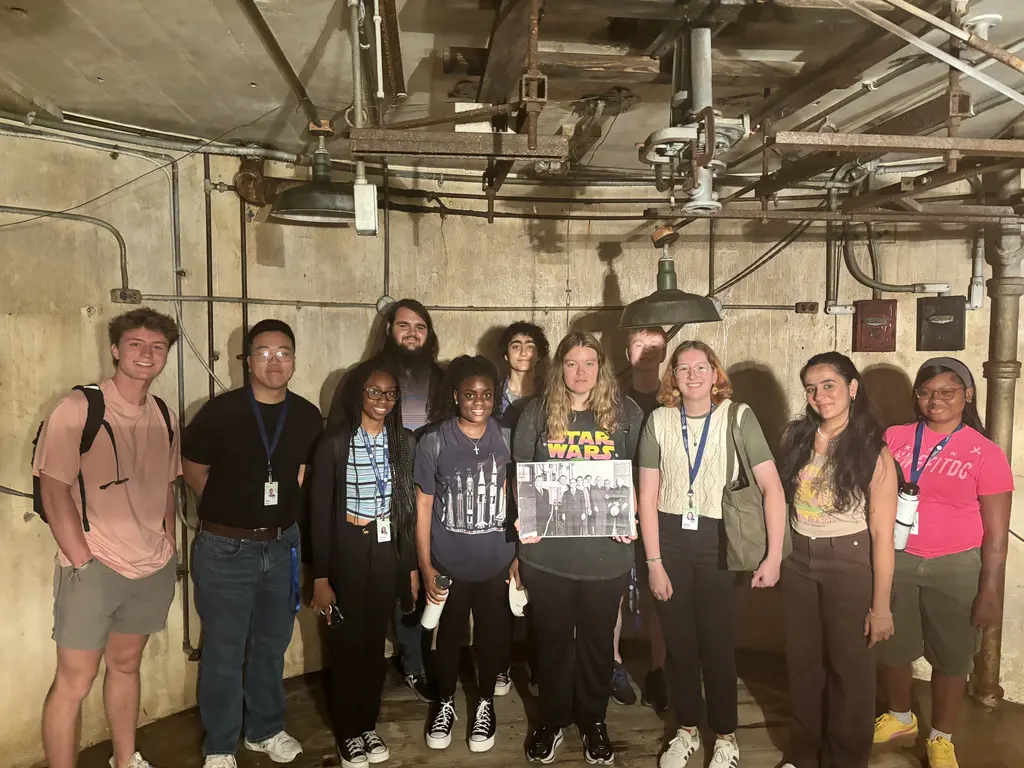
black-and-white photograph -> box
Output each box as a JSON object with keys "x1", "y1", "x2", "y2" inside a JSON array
[{"x1": 516, "y1": 461, "x2": 635, "y2": 539}]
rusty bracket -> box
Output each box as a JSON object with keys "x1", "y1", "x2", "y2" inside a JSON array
[{"x1": 690, "y1": 106, "x2": 717, "y2": 177}]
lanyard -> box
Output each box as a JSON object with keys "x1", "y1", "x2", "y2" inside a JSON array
[
  {"x1": 247, "y1": 388, "x2": 290, "y2": 480},
  {"x1": 910, "y1": 420, "x2": 963, "y2": 485},
  {"x1": 681, "y1": 405, "x2": 715, "y2": 492},
  {"x1": 500, "y1": 379, "x2": 514, "y2": 416},
  {"x1": 359, "y1": 427, "x2": 391, "y2": 516}
]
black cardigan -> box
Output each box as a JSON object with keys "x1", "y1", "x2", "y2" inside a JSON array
[{"x1": 309, "y1": 424, "x2": 418, "y2": 583}]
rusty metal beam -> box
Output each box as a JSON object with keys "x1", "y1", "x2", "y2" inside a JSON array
[
  {"x1": 771, "y1": 131, "x2": 1024, "y2": 158},
  {"x1": 774, "y1": 0, "x2": 894, "y2": 8},
  {"x1": 643, "y1": 205, "x2": 1024, "y2": 225},
  {"x1": 752, "y1": 0, "x2": 946, "y2": 124},
  {"x1": 477, "y1": 0, "x2": 533, "y2": 104},
  {"x1": 349, "y1": 128, "x2": 568, "y2": 160},
  {"x1": 383, "y1": 103, "x2": 517, "y2": 131},
  {"x1": 844, "y1": 158, "x2": 1024, "y2": 211},
  {"x1": 380, "y1": 0, "x2": 407, "y2": 102},
  {"x1": 448, "y1": 0, "x2": 730, "y2": 20},
  {"x1": 0, "y1": 68, "x2": 62, "y2": 121}
]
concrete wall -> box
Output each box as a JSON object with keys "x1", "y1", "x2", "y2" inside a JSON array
[{"x1": 0, "y1": 136, "x2": 1021, "y2": 766}]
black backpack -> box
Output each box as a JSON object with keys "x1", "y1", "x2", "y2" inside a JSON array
[{"x1": 31, "y1": 384, "x2": 174, "y2": 531}]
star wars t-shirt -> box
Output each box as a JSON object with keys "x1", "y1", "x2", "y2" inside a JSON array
[{"x1": 414, "y1": 417, "x2": 515, "y2": 581}]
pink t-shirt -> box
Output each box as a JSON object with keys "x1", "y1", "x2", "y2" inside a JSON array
[
  {"x1": 33, "y1": 379, "x2": 182, "y2": 578},
  {"x1": 885, "y1": 422, "x2": 1014, "y2": 558}
]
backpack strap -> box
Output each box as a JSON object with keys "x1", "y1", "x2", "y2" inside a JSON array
[
  {"x1": 724, "y1": 402, "x2": 738, "y2": 489},
  {"x1": 153, "y1": 395, "x2": 174, "y2": 444},
  {"x1": 71, "y1": 384, "x2": 107, "y2": 533}
]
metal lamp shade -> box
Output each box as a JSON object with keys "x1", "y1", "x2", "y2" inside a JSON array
[
  {"x1": 619, "y1": 257, "x2": 722, "y2": 328},
  {"x1": 269, "y1": 182, "x2": 355, "y2": 224}
]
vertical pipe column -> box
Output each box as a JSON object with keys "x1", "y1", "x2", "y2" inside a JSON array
[
  {"x1": 240, "y1": 198, "x2": 250, "y2": 388},
  {"x1": 974, "y1": 164, "x2": 1024, "y2": 708},
  {"x1": 689, "y1": 27, "x2": 714, "y2": 208}
]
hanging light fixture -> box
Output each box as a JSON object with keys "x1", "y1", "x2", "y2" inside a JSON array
[
  {"x1": 269, "y1": 131, "x2": 355, "y2": 224},
  {"x1": 618, "y1": 225, "x2": 721, "y2": 329}
]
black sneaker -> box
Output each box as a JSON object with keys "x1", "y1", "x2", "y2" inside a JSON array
[
  {"x1": 425, "y1": 697, "x2": 457, "y2": 750},
  {"x1": 360, "y1": 730, "x2": 389, "y2": 764},
  {"x1": 641, "y1": 667, "x2": 669, "y2": 713},
  {"x1": 406, "y1": 672, "x2": 437, "y2": 703},
  {"x1": 580, "y1": 722, "x2": 615, "y2": 765},
  {"x1": 339, "y1": 736, "x2": 368, "y2": 768},
  {"x1": 494, "y1": 669, "x2": 512, "y2": 697},
  {"x1": 526, "y1": 725, "x2": 563, "y2": 764},
  {"x1": 469, "y1": 697, "x2": 496, "y2": 753},
  {"x1": 611, "y1": 661, "x2": 636, "y2": 706}
]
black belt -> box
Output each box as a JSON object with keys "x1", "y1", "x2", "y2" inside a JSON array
[{"x1": 200, "y1": 521, "x2": 282, "y2": 541}]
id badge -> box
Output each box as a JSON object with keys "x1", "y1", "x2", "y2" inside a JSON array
[
  {"x1": 681, "y1": 498, "x2": 699, "y2": 530},
  {"x1": 376, "y1": 517, "x2": 392, "y2": 543},
  {"x1": 264, "y1": 481, "x2": 279, "y2": 506}
]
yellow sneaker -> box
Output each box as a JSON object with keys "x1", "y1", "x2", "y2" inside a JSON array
[
  {"x1": 873, "y1": 712, "x2": 919, "y2": 743},
  {"x1": 926, "y1": 736, "x2": 958, "y2": 767}
]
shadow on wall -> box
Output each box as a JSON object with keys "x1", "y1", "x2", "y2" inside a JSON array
[
  {"x1": 862, "y1": 363, "x2": 916, "y2": 429},
  {"x1": 571, "y1": 241, "x2": 627, "y2": 370},
  {"x1": 727, "y1": 362, "x2": 790, "y2": 654}
]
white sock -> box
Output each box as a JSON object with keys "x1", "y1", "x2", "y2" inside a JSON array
[
  {"x1": 888, "y1": 710, "x2": 914, "y2": 725},
  {"x1": 930, "y1": 728, "x2": 953, "y2": 742}
]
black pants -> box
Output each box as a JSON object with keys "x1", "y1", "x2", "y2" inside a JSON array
[
  {"x1": 328, "y1": 519, "x2": 399, "y2": 739},
  {"x1": 435, "y1": 565, "x2": 512, "y2": 700},
  {"x1": 783, "y1": 530, "x2": 875, "y2": 768},
  {"x1": 521, "y1": 563, "x2": 628, "y2": 728},
  {"x1": 656, "y1": 514, "x2": 738, "y2": 735}
]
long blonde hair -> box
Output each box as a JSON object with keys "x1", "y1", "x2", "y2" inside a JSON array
[
  {"x1": 657, "y1": 340, "x2": 732, "y2": 408},
  {"x1": 543, "y1": 332, "x2": 622, "y2": 438}
]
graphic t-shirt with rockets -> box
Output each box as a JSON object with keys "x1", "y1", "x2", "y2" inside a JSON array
[{"x1": 414, "y1": 417, "x2": 515, "y2": 580}]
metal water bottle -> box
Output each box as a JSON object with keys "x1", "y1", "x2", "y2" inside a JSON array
[{"x1": 894, "y1": 483, "x2": 920, "y2": 551}]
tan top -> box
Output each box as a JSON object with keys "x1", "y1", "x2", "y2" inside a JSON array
[
  {"x1": 33, "y1": 379, "x2": 182, "y2": 578},
  {"x1": 791, "y1": 452, "x2": 867, "y2": 538}
]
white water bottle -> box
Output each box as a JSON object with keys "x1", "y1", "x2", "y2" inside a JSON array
[
  {"x1": 420, "y1": 574, "x2": 453, "y2": 629},
  {"x1": 894, "y1": 483, "x2": 919, "y2": 551}
]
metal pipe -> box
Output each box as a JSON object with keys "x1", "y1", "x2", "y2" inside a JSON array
[
  {"x1": 373, "y1": 0, "x2": 385, "y2": 101},
  {"x1": 835, "y1": 0, "x2": 1024, "y2": 108},
  {"x1": 708, "y1": 219, "x2": 716, "y2": 296},
  {"x1": 240, "y1": 199, "x2": 250, "y2": 349},
  {"x1": 0, "y1": 205, "x2": 128, "y2": 289},
  {"x1": 525, "y1": 0, "x2": 542, "y2": 150},
  {"x1": 348, "y1": 0, "x2": 368, "y2": 184},
  {"x1": 143, "y1": 294, "x2": 377, "y2": 309},
  {"x1": 842, "y1": 224, "x2": 950, "y2": 293},
  {"x1": 975, "y1": 164, "x2": 1024, "y2": 709},
  {"x1": 383, "y1": 104, "x2": 515, "y2": 131},
  {"x1": 383, "y1": 159, "x2": 391, "y2": 296},
  {"x1": 236, "y1": 0, "x2": 320, "y2": 126},
  {"x1": 689, "y1": 26, "x2": 715, "y2": 209},
  {"x1": 203, "y1": 155, "x2": 217, "y2": 400}
]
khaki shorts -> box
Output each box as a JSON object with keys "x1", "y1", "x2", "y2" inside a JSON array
[
  {"x1": 53, "y1": 557, "x2": 177, "y2": 651},
  {"x1": 877, "y1": 548, "x2": 982, "y2": 677}
]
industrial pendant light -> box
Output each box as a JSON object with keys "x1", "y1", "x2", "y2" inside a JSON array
[
  {"x1": 269, "y1": 133, "x2": 355, "y2": 224},
  {"x1": 618, "y1": 225, "x2": 721, "y2": 329}
]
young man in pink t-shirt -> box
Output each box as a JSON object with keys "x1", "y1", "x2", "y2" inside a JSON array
[
  {"x1": 874, "y1": 358, "x2": 1014, "y2": 768},
  {"x1": 33, "y1": 308, "x2": 182, "y2": 768}
]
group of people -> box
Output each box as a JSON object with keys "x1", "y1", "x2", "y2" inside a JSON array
[{"x1": 32, "y1": 298, "x2": 1013, "y2": 768}]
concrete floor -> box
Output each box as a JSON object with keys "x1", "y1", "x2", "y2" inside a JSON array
[{"x1": 78, "y1": 649, "x2": 1023, "y2": 768}]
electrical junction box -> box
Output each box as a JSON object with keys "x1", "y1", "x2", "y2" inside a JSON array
[
  {"x1": 354, "y1": 182, "x2": 378, "y2": 236},
  {"x1": 852, "y1": 299, "x2": 897, "y2": 353},
  {"x1": 917, "y1": 295, "x2": 967, "y2": 351}
]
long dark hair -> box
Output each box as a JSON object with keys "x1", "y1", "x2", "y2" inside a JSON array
[
  {"x1": 381, "y1": 298, "x2": 439, "y2": 363},
  {"x1": 913, "y1": 361, "x2": 987, "y2": 436},
  {"x1": 442, "y1": 355, "x2": 499, "y2": 421},
  {"x1": 329, "y1": 359, "x2": 416, "y2": 553},
  {"x1": 778, "y1": 352, "x2": 883, "y2": 511}
]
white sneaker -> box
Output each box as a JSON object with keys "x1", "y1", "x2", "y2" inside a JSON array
[
  {"x1": 710, "y1": 735, "x2": 740, "y2": 767},
  {"x1": 203, "y1": 757, "x2": 238, "y2": 768},
  {"x1": 494, "y1": 669, "x2": 512, "y2": 696},
  {"x1": 244, "y1": 731, "x2": 304, "y2": 763},
  {"x1": 109, "y1": 754, "x2": 154, "y2": 768},
  {"x1": 660, "y1": 726, "x2": 700, "y2": 768}
]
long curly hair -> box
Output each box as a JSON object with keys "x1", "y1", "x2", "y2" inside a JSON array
[
  {"x1": 542, "y1": 332, "x2": 621, "y2": 438},
  {"x1": 329, "y1": 359, "x2": 416, "y2": 554},
  {"x1": 440, "y1": 355, "x2": 500, "y2": 420},
  {"x1": 778, "y1": 351, "x2": 883, "y2": 512},
  {"x1": 657, "y1": 340, "x2": 733, "y2": 408},
  {"x1": 913, "y1": 360, "x2": 987, "y2": 436}
]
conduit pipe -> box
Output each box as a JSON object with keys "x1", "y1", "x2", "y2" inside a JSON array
[
  {"x1": 348, "y1": 0, "x2": 369, "y2": 187},
  {"x1": 842, "y1": 225, "x2": 951, "y2": 293},
  {"x1": 0, "y1": 205, "x2": 128, "y2": 289}
]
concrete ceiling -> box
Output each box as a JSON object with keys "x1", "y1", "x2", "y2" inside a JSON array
[{"x1": 0, "y1": 0, "x2": 1021, "y2": 178}]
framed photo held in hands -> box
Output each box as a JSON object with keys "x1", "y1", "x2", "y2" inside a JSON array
[{"x1": 516, "y1": 460, "x2": 635, "y2": 539}]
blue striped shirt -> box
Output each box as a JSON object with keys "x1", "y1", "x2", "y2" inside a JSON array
[{"x1": 345, "y1": 428, "x2": 392, "y2": 520}]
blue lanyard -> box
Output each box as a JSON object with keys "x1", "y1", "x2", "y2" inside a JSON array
[
  {"x1": 359, "y1": 427, "x2": 391, "y2": 516},
  {"x1": 500, "y1": 379, "x2": 514, "y2": 416},
  {"x1": 247, "y1": 388, "x2": 290, "y2": 480},
  {"x1": 681, "y1": 405, "x2": 715, "y2": 490},
  {"x1": 289, "y1": 546, "x2": 300, "y2": 615},
  {"x1": 910, "y1": 420, "x2": 963, "y2": 485}
]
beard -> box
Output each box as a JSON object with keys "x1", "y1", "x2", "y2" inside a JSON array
[{"x1": 382, "y1": 335, "x2": 435, "y2": 376}]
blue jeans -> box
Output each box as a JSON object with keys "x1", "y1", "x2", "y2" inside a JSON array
[
  {"x1": 192, "y1": 524, "x2": 299, "y2": 756},
  {"x1": 394, "y1": 598, "x2": 426, "y2": 677}
]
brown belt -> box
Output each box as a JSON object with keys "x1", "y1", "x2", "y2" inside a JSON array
[{"x1": 200, "y1": 521, "x2": 282, "y2": 542}]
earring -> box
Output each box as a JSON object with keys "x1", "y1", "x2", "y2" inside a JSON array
[
  {"x1": 672, "y1": 389, "x2": 680, "y2": 397},
  {"x1": 711, "y1": 385, "x2": 719, "y2": 395},
  {"x1": 967, "y1": 397, "x2": 973, "y2": 403}
]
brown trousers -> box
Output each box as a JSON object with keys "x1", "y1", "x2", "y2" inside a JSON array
[{"x1": 782, "y1": 529, "x2": 875, "y2": 768}]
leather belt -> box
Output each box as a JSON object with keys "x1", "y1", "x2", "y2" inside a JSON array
[{"x1": 200, "y1": 521, "x2": 282, "y2": 542}]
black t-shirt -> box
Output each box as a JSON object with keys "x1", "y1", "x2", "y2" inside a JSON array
[
  {"x1": 183, "y1": 388, "x2": 323, "y2": 529},
  {"x1": 414, "y1": 418, "x2": 515, "y2": 581},
  {"x1": 512, "y1": 397, "x2": 642, "y2": 580},
  {"x1": 629, "y1": 387, "x2": 660, "y2": 417}
]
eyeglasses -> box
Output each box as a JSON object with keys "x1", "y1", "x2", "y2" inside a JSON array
[
  {"x1": 915, "y1": 386, "x2": 964, "y2": 402},
  {"x1": 673, "y1": 363, "x2": 712, "y2": 377},
  {"x1": 252, "y1": 349, "x2": 294, "y2": 362},
  {"x1": 364, "y1": 387, "x2": 399, "y2": 402}
]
